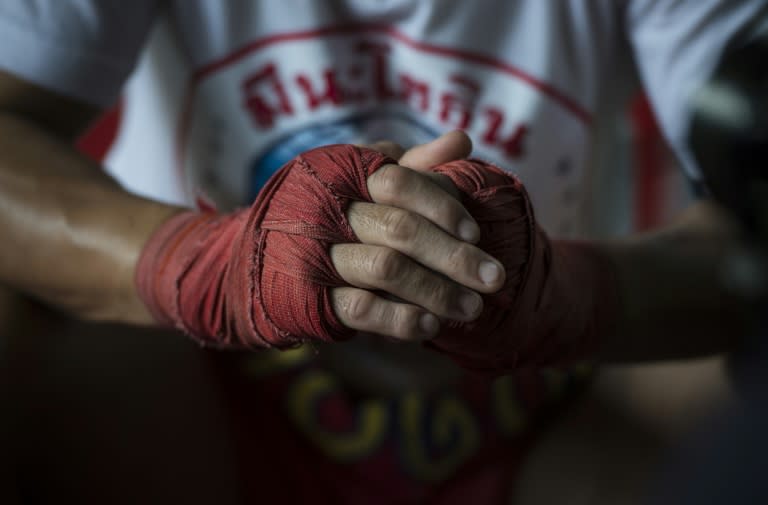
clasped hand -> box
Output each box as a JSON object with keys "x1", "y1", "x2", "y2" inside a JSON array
[{"x1": 330, "y1": 131, "x2": 506, "y2": 341}]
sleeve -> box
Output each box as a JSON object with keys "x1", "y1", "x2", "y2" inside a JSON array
[
  {"x1": 0, "y1": 0, "x2": 161, "y2": 107},
  {"x1": 626, "y1": 0, "x2": 768, "y2": 179}
]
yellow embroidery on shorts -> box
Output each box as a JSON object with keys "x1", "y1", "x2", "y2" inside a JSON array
[
  {"x1": 540, "y1": 367, "x2": 569, "y2": 400},
  {"x1": 243, "y1": 345, "x2": 313, "y2": 377},
  {"x1": 571, "y1": 362, "x2": 595, "y2": 379},
  {"x1": 492, "y1": 375, "x2": 527, "y2": 437},
  {"x1": 398, "y1": 392, "x2": 479, "y2": 482},
  {"x1": 286, "y1": 370, "x2": 387, "y2": 461}
]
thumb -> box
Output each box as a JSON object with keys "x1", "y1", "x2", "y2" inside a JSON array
[{"x1": 399, "y1": 130, "x2": 473, "y2": 171}]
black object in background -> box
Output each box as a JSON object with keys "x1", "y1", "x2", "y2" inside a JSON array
[
  {"x1": 654, "y1": 30, "x2": 768, "y2": 505},
  {"x1": 689, "y1": 31, "x2": 768, "y2": 236}
]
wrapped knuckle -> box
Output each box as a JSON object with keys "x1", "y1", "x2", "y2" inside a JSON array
[
  {"x1": 375, "y1": 164, "x2": 409, "y2": 199},
  {"x1": 393, "y1": 309, "x2": 418, "y2": 340},
  {"x1": 345, "y1": 201, "x2": 363, "y2": 223},
  {"x1": 433, "y1": 174, "x2": 460, "y2": 198},
  {"x1": 345, "y1": 290, "x2": 376, "y2": 323},
  {"x1": 427, "y1": 280, "x2": 455, "y2": 314},
  {"x1": 437, "y1": 199, "x2": 461, "y2": 225},
  {"x1": 445, "y1": 241, "x2": 471, "y2": 271},
  {"x1": 373, "y1": 140, "x2": 401, "y2": 154},
  {"x1": 383, "y1": 209, "x2": 420, "y2": 243},
  {"x1": 371, "y1": 248, "x2": 405, "y2": 282}
]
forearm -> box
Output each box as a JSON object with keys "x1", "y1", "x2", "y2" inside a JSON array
[
  {"x1": 0, "y1": 112, "x2": 181, "y2": 324},
  {"x1": 595, "y1": 201, "x2": 752, "y2": 362}
]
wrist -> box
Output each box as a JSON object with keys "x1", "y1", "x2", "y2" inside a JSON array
[
  {"x1": 424, "y1": 158, "x2": 621, "y2": 373},
  {"x1": 548, "y1": 240, "x2": 620, "y2": 364},
  {"x1": 132, "y1": 145, "x2": 393, "y2": 350},
  {"x1": 135, "y1": 210, "x2": 209, "y2": 329}
]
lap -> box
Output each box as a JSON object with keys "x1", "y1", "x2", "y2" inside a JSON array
[{"x1": 4, "y1": 307, "x2": 241, "y2": 505}]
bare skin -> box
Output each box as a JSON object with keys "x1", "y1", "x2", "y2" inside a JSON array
[
  {"x1": 0, "y1": 69, "x2": 750, "y2": 505},
  {"x1": 331, "y1": 133, "x2": 506, "y2": 339},
  {"x1": 0, "y1": 70, "x2": 752, "y2": 371},
  {"x1": 0, "y1": 71, "x2": 504, "y2": 342}
]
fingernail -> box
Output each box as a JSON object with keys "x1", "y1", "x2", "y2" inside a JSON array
[
  {"x1": 479, "y1": 261, "x2": 502, "y2": 285},
  {"x1": 460, "y1": 292, "x2": 482, "y2": 318},
  {"x1": 458, "y1": 219, "x2": 480, "y2": 242},
  {"x1": 419, "y1": 313, "x2": 439, "y2": 336}
]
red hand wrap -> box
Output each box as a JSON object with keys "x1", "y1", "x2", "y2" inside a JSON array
[
  {"x1": 137, "y1": 144, "x2": 616, "y2": 368},
  {"x1": 427, "y1": 159, "x2": 618, "y2": 373},
  {"x1": 136, "y1": 145, "x2": 393, "y2": 349}
]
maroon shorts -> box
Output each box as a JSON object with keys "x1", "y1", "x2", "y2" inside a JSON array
[{"x1": 208, "y1": 348, "x2": 589, "y2": 504}]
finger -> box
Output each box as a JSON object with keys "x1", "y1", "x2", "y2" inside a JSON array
[
  {"x1": 331, "y1": 286, "x2": 439, "y2": 342},
  {"x1": 354, "y1": 140, "x2": 406, "y2": 160},
  {"x1": 366, "y1": 140, "x2": 406, "y2": 160},
  {"x1": 347, "y1": 203, "x2": 505, "y2": 293},
  {"x1": 422, "y1": 172, "x2": 462, "y2": 200},
  {"x1": 398, "y1": 130, "x2": 473, "y2": 171},
  {"x1": 331, "y1": 243, "x2": 484, "y2": 321},
  {"x1": 367, "y1": 163, "x2": 480, "y2": 243}
]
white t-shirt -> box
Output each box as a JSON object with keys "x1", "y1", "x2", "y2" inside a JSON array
[{"x1": 0, "y1": 0, "x2": 766, "y2": 236}]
